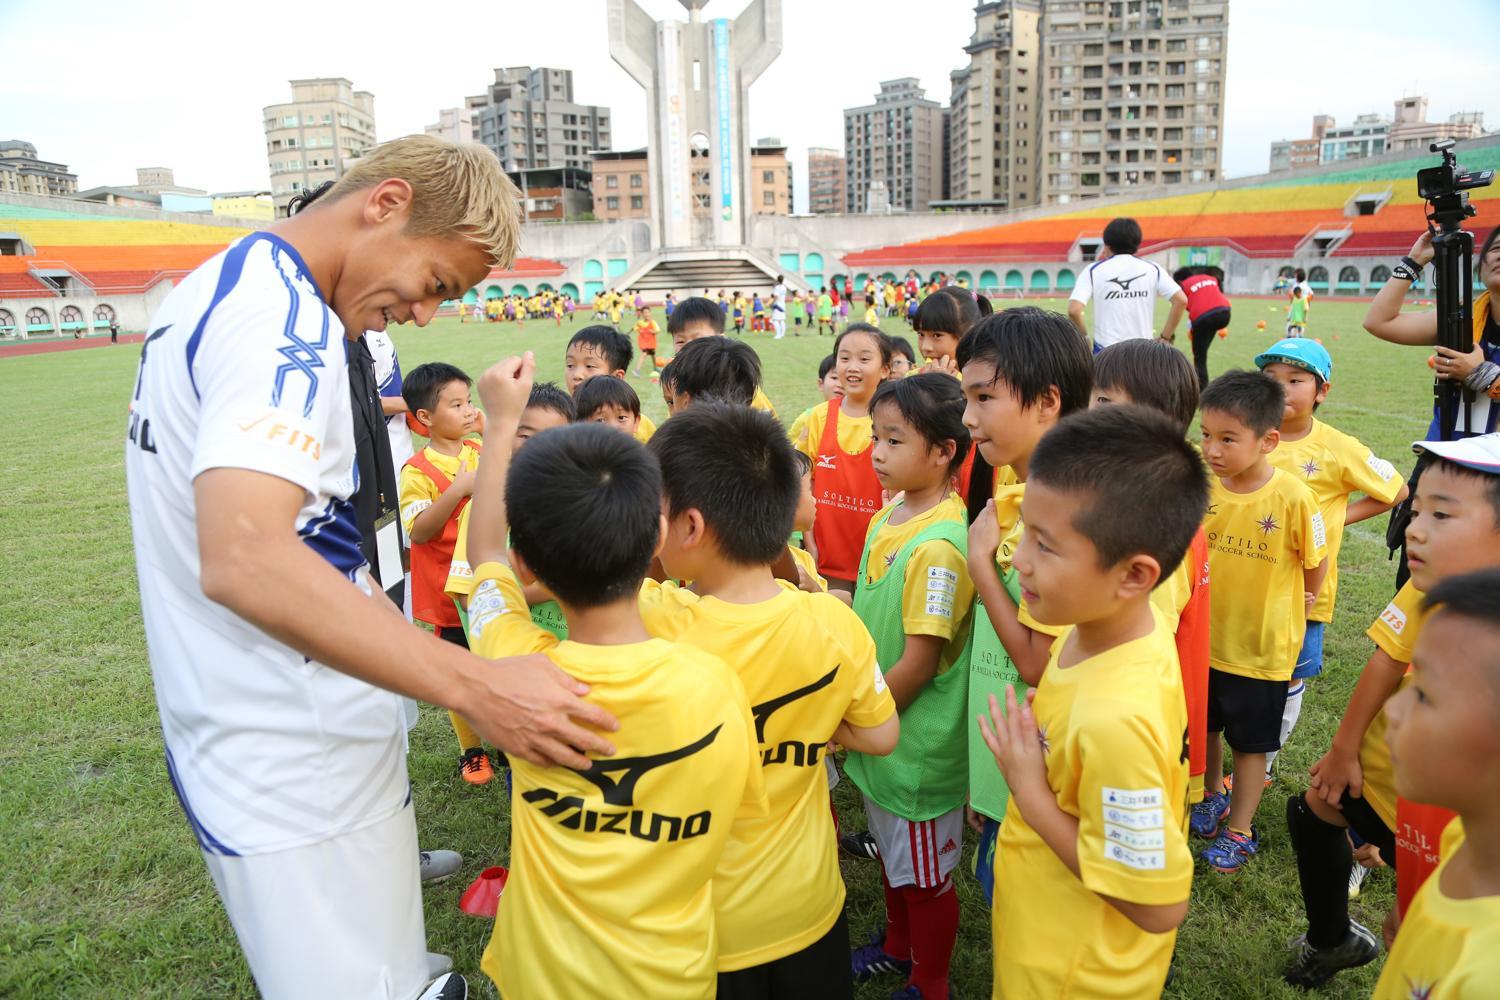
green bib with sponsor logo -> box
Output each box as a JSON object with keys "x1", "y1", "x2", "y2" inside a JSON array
[
  {"x1": 844, "y1": 509, "x2": 971, "y2": 821},
  {"x1": 966, "y1": 562, "x2": 1027, "y2": 822}
]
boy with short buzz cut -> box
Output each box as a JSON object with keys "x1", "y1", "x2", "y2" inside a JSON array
[
  {"x1": 1092, "y1": 340, "x2": 1212, "y2": 806},
  {"x1": 1195, "y1": 370, "x2": 1328, "y2": 873},
  {"x1": 666, "y1": 336, "x2": 762, "y2": 409},
  {"x1": 667, "y1": 295, "x2": 778, "y2": 416},
  {"x1": 979, "y1": 404, "x2": 1205, "y2": 999},
  {"x1": 574, "y1": 374, "x2": 641, "y2": 438},
  {"x1": 398, "y1": 361, "x2": 494, "y2": 785},
  {"x1": 643, "y1": 402, "x2": 898, "y2": 998},
  {"x1": 1373, "y1": 566, "x2": 1500, "y2": 999},
  {"x1": 1256, "y1": 338, "x2": 1407, "y2": 780},
  {"x1": 446, "y1": 381, "x2": 574, "y2": 639},
  {"x1": 1283, "y1": 432, "x2": 1500, "y2": 988},
  {"x1": 564, "y1": 324, "x2": 657, "y2": 443},
  {"x1": 463, "y1": 355, "x2": 767, "y2": 1000}
]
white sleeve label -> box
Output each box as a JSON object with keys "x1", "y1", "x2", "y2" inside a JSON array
[
  {"x1": 467, "y1": 578, "x2": 512, "y2": 639},
  {"x1": 1102, "y1": 805, "x2": 1165, "y2": 830},
  {"x1": 1105, "y1": 824, "x2": 1167, "y2": 852},
  {"x1": 1105, "y1": 843, "x2": 1166, "y2": 871},
  {"x1": 1310, "y1": 511, "x2": 1327, "y2": 551},
  {"x1": 401, "y1": 498, "x2": 432, "y2": 523},
  {"x1": 1379, "y1": 601, "x2": 1408, "y2": 634},
  {"x1": 1103, "y1": 787, "x2": 1163, "y2": 809},
  {"x1": 924, "y1": 566, "x2": 957, "y2": 619},
  {"x1": 1367, "y1": 453, "x2": 1397, "y2": 482},
  {"x1": 872, "y1": 661, "x2": 888, "y2": 694}
]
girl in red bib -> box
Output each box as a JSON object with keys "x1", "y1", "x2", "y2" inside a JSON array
[{"x1": 798, "y1": 324, "x2": 890, "y2": 591}]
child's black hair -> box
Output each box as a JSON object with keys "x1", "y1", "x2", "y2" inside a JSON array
[
  {"x1": 1093, "y1": 340, "x2": 1200, "y2": 434},
  {"x1": 1172, "y1": 266, "x2": 1195, "y2": 285},
  {"x1": 1102, "y1": 216, "x2": 1143, "y2": 256},
  {"x1": 955, "y1": 307, "x2": 1093, "y2": 415},
  {"x1": 567, "y1": 324, "x2": 633, "y2": 372},
  {"x1": 887, "y1": 335, "x2": 917, "y2": 366},
  {"x1": 648, "y1": 402, "x2": 799, "y2": 566},
  {"x1": 792, "y1": 449, "x2": 812, "y2": 478},
  {"x1": 668, "y1": 337, "x2": 761, "y2": 406},
  {"x1": 666, "y1": 295, "x2": 725, "y2": 336},
  {"x1": 1427, "y1": 457, "x2": 1500, "y2": 527},
  {"x1": 1030, "y1": 405, "x2": 1209, "y2": 580},
  {"x1": 507, "y1": 424, "x2": 661, "y2": 607},
  {"x1": 574, "y1": 374, "x2": 641, "y2": 420},
  {"x1": 659, "y1": 358, "x2": 677, "y2": 393},
  {"x1": 401, "y1": 362, "x2": 471, "y2": 415},
  {"x1": 870, "y1": 373, "x2": 971, "y2": 476},
  {"x1": 525, "y1": 381, "x2": 576, "y2": 423},
  {"x1": 1423, "y1": 567, "x2": 1500, "y2": 639},
  {"x1": 834, "y1": 323, "x2": 893, "y2": 365},
  {"x1": 915, "y1": 285, "x2": 986, "y2": 338},
  {"x1": 1201, "y1": 369, "x2": 1284, "y2": 436},
  {"x1": 818, "y1": 353, "x2": 837, "y2": 380}
]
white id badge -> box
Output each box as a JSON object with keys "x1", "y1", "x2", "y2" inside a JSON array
[{"x1": 375, "y1": 510, "x2": 403, "y2": 595}]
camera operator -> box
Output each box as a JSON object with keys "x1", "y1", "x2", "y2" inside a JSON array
[{"x1": 1364, "y1": 226, "x2": 1500, "y2": 440}]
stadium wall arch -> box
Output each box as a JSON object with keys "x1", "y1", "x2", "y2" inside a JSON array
[{"x1": 0, "y1": 281, "x2": 175, "y2": 339}]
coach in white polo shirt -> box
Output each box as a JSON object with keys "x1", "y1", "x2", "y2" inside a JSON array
[
  {"x1": 124, "y1": 136, "x2": 616, "y2": 1000},
  {"x1": 1067, "y1": 217, "x2": 1188, "y2": 352}
]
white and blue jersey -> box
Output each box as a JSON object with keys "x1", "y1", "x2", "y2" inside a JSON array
[
  {"x1": 124, "y1": 231, "x2": 408, "y2": 857},
  {"x1": 1069, "y1": 253, "x2": 1181, "y2": 349}
]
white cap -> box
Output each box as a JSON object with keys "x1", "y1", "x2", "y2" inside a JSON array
[{"x1": 1413, "y1": 432, "x2": 1500, "y2": 474}]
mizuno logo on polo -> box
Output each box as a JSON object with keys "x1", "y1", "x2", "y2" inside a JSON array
[
  {"x1": 817, "y1": 454, "x2": 837, "y2": 470},
  {"x1": 752, "y1": 666, "x2": 839, "y2": 768},
  {"x1": 1108, "y1": 273, "x2": 1146, "y2": 291},
  {"x1": 521, "y1": 725, "x2": 724, "y2": 843}
]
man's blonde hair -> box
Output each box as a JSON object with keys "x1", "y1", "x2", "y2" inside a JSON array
[{"x1": 328, "y1": 134, "x2": 521, "y2": 268}]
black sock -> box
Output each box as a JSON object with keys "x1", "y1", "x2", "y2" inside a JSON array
[{"x1": 1286, "y1": 794, "x2": 1353, "y2": 949}]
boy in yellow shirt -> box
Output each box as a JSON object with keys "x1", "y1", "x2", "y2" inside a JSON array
[
  {"x1": 463, "y1": 354, "x2": 766, "y2": 1000},
  {"x1": 1374, "y1": 567, "x2": 1500, "y2": 999},
  {"x1": 979, "y1": 404, "x2": 1205, "y2": 998},
  {"x1": 1194, "y1": 370, "x2": 1328, "y2": 873},
  {"x1": 563, "y1": 325, "x2": 656, "y2": 442},
  {"x1": 645, "y1": 403, "x2": 898, "y2": 996},
  {"x1": 1256, "y1": 338, "x2": 1408, "y2": 779},
  {"x1": 1284, "y1": 432, "x2": 1500, "y2": 988},
  {"x1": 666, "y1": 296, "x2": 778, "y2": 416}
]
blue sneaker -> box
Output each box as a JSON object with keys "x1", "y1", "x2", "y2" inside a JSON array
[
  {"x1": 1202, "y1": 826, "x2": 1260, "y2": 873},
  {"x1": 851, "y1": 929, "x2": 911, "y2": 983},
  {"x1": 1189, "y1": 790, "x2": 1229, "y2": 839}
]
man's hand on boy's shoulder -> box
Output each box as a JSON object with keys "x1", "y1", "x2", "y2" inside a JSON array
[{"x1": 476, "y1": 353, "x2": 536, "y2": 424}]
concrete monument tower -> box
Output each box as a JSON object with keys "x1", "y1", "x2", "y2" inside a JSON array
[{"x1": 608, "y1": 0, "x2": 781, "y2": 251}]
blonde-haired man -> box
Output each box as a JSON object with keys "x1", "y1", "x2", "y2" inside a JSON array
[{"x1": 124, "y1": 136, "x2": 618, "y2": 1000}]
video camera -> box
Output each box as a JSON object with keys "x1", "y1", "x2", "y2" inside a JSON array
[{"x1": 1421, "y1": 140, "x2": 1494, "y2": 440}]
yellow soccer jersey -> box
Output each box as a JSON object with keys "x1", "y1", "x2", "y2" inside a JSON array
[
  {"x1": 788, "y1": 544, "x2": 827, "y2": 592},
  {"x1": 637, "y1": 580, "x2": 895, "y2": 969},
  {"x1": 634, "y1": 413, "x2": 657, "y2": 445},
  {"x1": 750, "y1": 386, "x2": 777, "y2": 419},
  {"x1": 796, "y1": 402, "x2": 873, "y2": 463},
  {"x1": 788, "y1": 403, "x2": 819, "y2": 453},
  {"x1": 991, "y1": 479, "x2": 1067, "y2": 641},
  {"x1": 993, "y1": 609, "x2": 1191, "y2": 999},
  {"x1": 1359, "y1": 581, "x2": 1431, "y2": 829},
  {"x1": 1204, "y1": 468, "x2": 1328, "y2": 681},
  {"x1": 1375, "y1": 819, "x2": 1500, "y2": 999},
  {"x1": 398, "y1": 442, "x2": 480, "y2": 537},
  {"x1": 467, "y1": 564, "x2": 766, "y2": 1000},
  {"x1": 1269, "y1": 420, "x2": 1404, "y2": 622},
  {"x1": 863, "y1": 493, "x2": 976, "y2": 667},
  {"x1": 445, "y1": 503, "x2": 476, "y2": 599}
]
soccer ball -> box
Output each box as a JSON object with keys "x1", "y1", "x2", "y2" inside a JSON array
[
  {"x1": 1218, "y1": 329, "x2": 1228, "y2": 339},
  {"x1": 1256, "y1": 320, "x2": 1266, "y2": 331}
]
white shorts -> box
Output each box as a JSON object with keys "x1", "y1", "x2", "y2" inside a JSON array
[
  {"x1": 862, "y1": 795, "x2": 964, "y2": 889},
  {"x1": 203, "y1": 802, "x2": 429, "y2": 1000}
]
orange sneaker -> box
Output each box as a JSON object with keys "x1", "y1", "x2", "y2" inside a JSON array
[{"x1": 459, "y1": 748, "x2": 494, "y2": 786}]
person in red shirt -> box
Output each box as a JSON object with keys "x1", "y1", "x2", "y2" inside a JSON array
[
  {"x1": 1167, "y1": 266, "x2": 1232, "y2": 388},
  {"x1": 631, "y1": 307, "x2": 660, "y2": 376}
]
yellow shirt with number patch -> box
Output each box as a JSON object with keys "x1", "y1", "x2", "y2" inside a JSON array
[
  {"x1": 1359, "y1": 581, "x2": 1432, "y2": 829},
  {"x1": 1269, "y1": 419, "x2": 1404, "y2": 623},
  {"x1": 466, "y1": 564, "x2": 767, "y2": 1000},
  {"x1": 397, "y1": 442, "x2": 481, "y2": 536},
  {"x1": 636, "y1": 579, "x2": 895, "y2": 970},
  {"x1": 1375, "y1": 818, "x2": 1500, "y2": 999},
  {"x1": 1204, "y1": 468, "x2": 1328, "y2": 681},
  {"x1": 863, "y1": 493, "x2": 976, "y2": 671},
  {"x1": 993, "y1": 608, "x2": 1191, "y2": 999}
]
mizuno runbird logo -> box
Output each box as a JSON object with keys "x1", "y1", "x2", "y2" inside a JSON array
[
  {"x1": 569, "y1": 725, "x2": 723, "y2": 807},
  {"x1": 751, "y1": 666, "x2": 839, "y2": 741},
  {"x1": 1107, "y1": 273, "x2": 1146, "y2": 291}
]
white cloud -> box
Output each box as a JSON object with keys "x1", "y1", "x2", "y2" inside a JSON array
[{"x1": 1, "y1": 0, "x2": 1495, "y2": 202}]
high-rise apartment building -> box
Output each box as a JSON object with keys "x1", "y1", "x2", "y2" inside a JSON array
[
  {"x1": 807, "y1": 147, "x2": 846, "y2": 214},
  {"x1": 1273, "y1": 97, "x2": 1488, "y2": 171},
  {"x1": 751, "y1": 141, "x2": 792, "y2": 216},
  {"x1": 0, "y1": 141, "x2": 78, "y2": 197},
  {"x1": 263, "y1": 78, "x2": 376, "y2": 217},
  {"x1": 947, "y1": 1, "x2": 1042, "y2": 208},
  {"x1": 424, "y1": 107, "x2": 475, "y2": 145},
  {"x1": 1036, "y1": 0, "x2": 1228, "y2": 205},
  {"x1": 1269, "y1": 115, "x2": 1334, "y2": 173},
  {"x1": 468, "y1": 67, "x2": 610, "y2": 174},
  {"x1": 843, "y1": 79, "x2": 948, "y2": 213}
]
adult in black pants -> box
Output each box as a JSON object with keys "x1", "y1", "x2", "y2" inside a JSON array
[{"x1": 1172, "y1": 266, "x2": 1231, "y2": 388}]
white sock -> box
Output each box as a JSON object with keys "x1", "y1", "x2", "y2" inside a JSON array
[{"x1": 1266, "y1": 682, "x2": 1306, "y2": 774}]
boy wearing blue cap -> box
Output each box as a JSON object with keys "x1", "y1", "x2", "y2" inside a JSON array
[{"x1": 1256, "y1": 339, "x2": 1409, "y2": 779}]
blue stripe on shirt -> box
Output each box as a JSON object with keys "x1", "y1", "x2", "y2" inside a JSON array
[{"x1": 298, "y1": 495, "x2": 367, "y2": 581}]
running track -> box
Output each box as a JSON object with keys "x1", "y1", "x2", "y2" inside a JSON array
[{"x1": 0, "y1": 334, "x2": 145, "y2": 358}]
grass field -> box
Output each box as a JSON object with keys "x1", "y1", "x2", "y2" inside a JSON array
[{"x1": 0, "y1": 296, "x2": 1436, "y2": 998}]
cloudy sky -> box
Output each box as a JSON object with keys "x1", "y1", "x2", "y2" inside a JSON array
[{"x1": 4, "y1": 0, "x2": 1496, "y2": 209}]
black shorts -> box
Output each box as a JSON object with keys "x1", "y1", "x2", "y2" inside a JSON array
[
  {"x1": 435, "y1": 624, "x2": 469, "y2": 650},
  {"x1": 1207, "y1": 668, "x2": 1288, "y2": 753},
  {"x1": 716, "y1": 908, "x2": 852, "y2": 1000},
  {"x1": 1190, "y1": 305, "x2": 1231, "y2": 338}
]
